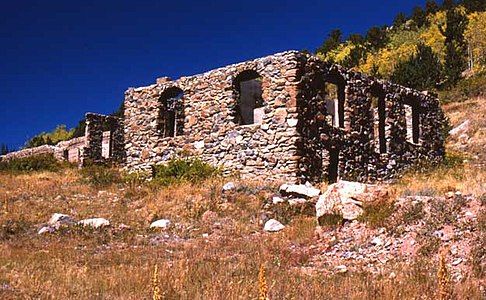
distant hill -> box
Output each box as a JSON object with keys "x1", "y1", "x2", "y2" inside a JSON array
[{"x1": 315, "y1": 0, "x2": 485, "y2": 100}]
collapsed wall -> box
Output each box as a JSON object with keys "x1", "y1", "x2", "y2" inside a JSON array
[
  {"x1": 2, "y1": 50, "x2": 447, "y2": 184},
  {"x1": 124, "y1": 50, "x2": 447, "y2": 183},
  {"x1": 297, "y1": 55, "x2": 447, "y2": 183},
  {"x1": 1, "y1": 113, "x2": 125, "y2": 166}
]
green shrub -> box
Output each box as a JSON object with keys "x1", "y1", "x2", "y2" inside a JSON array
[
  {"x1": 0, "y1": 154, "x2": 63, "y2": 173},
  {"x1": 0, "y1": 219, "x2": 31, "y2": 241},
  {"x1": 152, "y1": 158, "x2": 220, "y2": 186},
  {"x1": 317, "y1": 213, "x2": 344, "y2": 227},
  {"x1": 80, "y1": 165, "x2": 122, "y2": 187},
  {"x1": 357, "y1": 199, "x2": 395, "y2": 228}
]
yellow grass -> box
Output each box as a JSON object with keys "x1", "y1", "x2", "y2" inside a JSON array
[{"x1": 0, "y1": 99, "x2": 484, "y2": 299}]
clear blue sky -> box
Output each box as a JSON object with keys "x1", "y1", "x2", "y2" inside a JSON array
[{"x1": 0, "y1": 0, "x2": 428, "y2": 149}]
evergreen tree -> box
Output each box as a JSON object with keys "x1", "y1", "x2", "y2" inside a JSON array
[
  {"x1": 365, "y1": 26, "x2": 388, "y2": 50},
  {"x1": 393, "y1": 12, "x2": 408, "y2": 28},
  {"x1": 316, "y1": 29, "x2": 342, "y2": 56},
  {"x1": 442, "y1": 0, "x2": 456, "y2": 10},
  {"x1": 0, "y1": 144, "x2": 9, "y2": 155},
  {"x1": 342, "y1": 45, "x2": 367, "y2": 68},
  {"x1": 391, "y1": 44, "x2": 443, "y2": 90},
  {"x1": 412, "y1": 6, "x2": 428, "y2": 28},
  {"x1": 426, "y1": 0, "x2": 440, "y2": 14},
  {"x1": 440, "y1": 7, "x2": 468, "y2": 85},
  {"x1": 461, "y1": 0, "x2": 486, "y2": 12},
  {"x1": 348, "y1": 33, "x2": 364, "y2": 45},
  {"x1": 72, "y1": 119, "x2": 86, "y2": 138}
]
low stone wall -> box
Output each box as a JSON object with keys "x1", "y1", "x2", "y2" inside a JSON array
[{"x1": 0, "y1": 145, "x2": 58, "y2": 162}]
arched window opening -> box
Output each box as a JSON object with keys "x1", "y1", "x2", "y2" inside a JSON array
[
  {"x1": 159, "y1": 87, "x2": 184, "y2": 138},
  {"x1": 404, "y1": 97, "x2": 420, "y2": 144},
  {"x1": 370, "y1": 87, "x2": 387, "y2": 153},
  {"x1": 233, "y1": 70, "x2": 263, "y2": 125}
]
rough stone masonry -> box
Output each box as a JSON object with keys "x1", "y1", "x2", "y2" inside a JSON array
[
  {"x1": 123, "y1": 51, "x2": 447, "y2": 183},
  {"x1": 1, "y1": 51, "x2": 447, "y2": 184}
]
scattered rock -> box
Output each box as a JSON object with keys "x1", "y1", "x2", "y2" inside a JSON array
[
  {"x1": 78, "y1": 218, "x2": 110, "y2": 229},
  {"x1": 38, "y1": 226, "x2": 55, "y2": 235},
  {"x1": 316, "y1": 180, "x2": 385, "y2": 222},
  {"x1": 334, "y1": 265, "x2": 348, "y2": 273},
  {"x1": 288, "y1": 198, "x2": 307, "y2": 206},
  {"x1": 222, "y1": 182, "x2": 236, "y2": 192},
  {"x1": 279, "y1": 182, "x2": 320, "y2": 198},
  {"x1": 272, "y1": 196, "x2": 285, "y2": 204},
  {"x1": 263, "y1": 219, "x2": 285, "y2": 232},
  {"x1": 452, "y1": 258, "x2": 463, "y2": 266},
  {"x1": 150, "y1": 219, "x2": 171, "y2": 229},
  {"x1": 371, "y1": 237, "x2": 383, "y2": 246},
  {"x1": 48, "y1": 213, "x2": 74, "y2": 227},
  {"x1": 449, "y1": 120, "x2": 470, "y2": 136}
]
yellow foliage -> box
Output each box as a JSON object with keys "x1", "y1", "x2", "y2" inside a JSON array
[
  {"x1": 437, "y1": 249, "x2": 452, "y2": 300},
  {"x1": 323, "y1": 42, "x2": 355, "y2": 64},
  {"x1": 358, "y1": 43, "x2": 417, "y2": 78},
  {"x1": 152, "y1": 264, "x2": 162, "y2": 300},
  {"x1": 465, "y1": 12, "x2": 486, "y2": 72},
  {"x1": 421, "y1": 11, "x2": 446, "y2": 60}
]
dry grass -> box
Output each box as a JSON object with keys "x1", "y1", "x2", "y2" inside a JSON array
[
  {"x1": 395, "y1": 99, "x2": 486, "y2": 198},
  {"x1": 395, "y1": 160, "x2": 485, "y2": 198},
  {"x1": 0, "y1": 99, "x2": 484, "y2": 299},
  {"x1": 0, "y1": 168, "x2": 484, "y2": 299}
]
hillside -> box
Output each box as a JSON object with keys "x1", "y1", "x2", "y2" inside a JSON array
[
  {"x1": 0, "y1": 98, "x2": 484, "y2": 299},
  {"x1": 317, "y1": 2, "x2": 486, "y2": 99}
]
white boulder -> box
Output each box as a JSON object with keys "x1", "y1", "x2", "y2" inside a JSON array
[
  {"x1": 279, "y1": 182, "x2": 320, "y2": 198},
  {"x1": 222, "y1": 182, "x2": 236, "y2": 192},
  {"x1": 150, "y1": 219, "x2": 171, "y2": 229},
  {"x1": 78, "y1": 218, "x2": 110, "y2": 229},
  {"x1": 316, "y1": 180, "x2": 382, "y2": 222},
  {"x1": 263, "y1": 219, "x2": 285, "y2": 232},
  {"x1": 449, "y1": 120, "x2": 470, "y2": 136}
]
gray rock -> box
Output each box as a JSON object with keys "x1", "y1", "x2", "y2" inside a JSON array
[
  {"x1": 280, "y1": 182, "x2": 320, "y2": 198},
  {"x1": 263, "y1": 219, "x2": 285, "y2": 232},
  {"x1": 78, "y1": 218, "x2": 110, "y2": 229},
  {"x1": 150, "y1": 219, "x2": 171, "y2": 229},
  {"x1": 449, "y1": 120, "x2": 470, "y2": 136},
  {"x1": 222, "y1": 181, "x2": 236, "y2": 192}
]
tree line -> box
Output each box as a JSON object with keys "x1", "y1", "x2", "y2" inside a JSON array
[{"x1": 316, "y1": 0, "x2": 485, "y2": 90}]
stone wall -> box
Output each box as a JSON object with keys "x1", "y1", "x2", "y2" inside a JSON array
[
  {"x1": 297, "y1": 55, "x2": 447, "y2": 183},
  {"x1": 0, "y1": 145, "x2": 58, "y2": 162},
  {"x1": 123, "y1": 51, "x2": 447, "y2": 183},
  {"x1": 83, "y1": 113, "x2": 125, "y2": 165},
  {"x1": 56, "y1": 136, "x2": 86, "y2": 164},
  {"x1": 124, "y1": 51, "x2": 303, "y2": 182},
  {"x1": 2, "y1": 50, "x2": 446, "y2": 184}
]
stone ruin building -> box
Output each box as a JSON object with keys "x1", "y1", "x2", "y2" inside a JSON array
[{"x1": 1, "y1": 51, "x2": 447, "y2": 183}]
